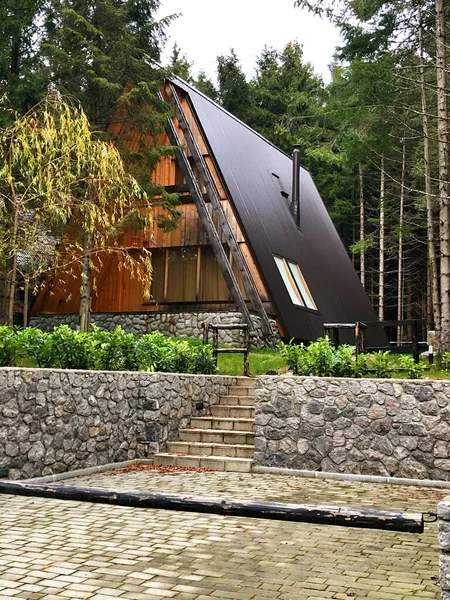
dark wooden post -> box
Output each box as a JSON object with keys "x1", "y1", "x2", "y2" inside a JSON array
[
  {"x1": 333, "y1": 328, "x2": 340, "y2": 348},
  {"x1": 202, "y1": 322, "x2": 210, "y2": 345},
  {"x1": 412, "y1": 319, "x2": 420, "y2": 363},
  {"x1": 243, "y1": 325, "x2": 250, "y2": 377},
  {"x1": 212, "y1": 327, "x2": 219, "y2": 368},
  {"x1": 355, "y1": 322, "x2": 366, "y2": 355}
]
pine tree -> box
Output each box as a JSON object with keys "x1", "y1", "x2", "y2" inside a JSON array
[
  {"x1": 169, "y1": 43, "x2": 193, "y2": 82},
  {"x1": 0, "y1": 0, "x2": 46, "y2": 121},
  {"x1": 194, "y1": 71, "x2": 218, "y2": 102},
  {"x1": 41, "y1": 0, "x2": 179, "y2": 229},
  {"x1": 217, "y1": 49, "x2": 250, "y2": 122}
]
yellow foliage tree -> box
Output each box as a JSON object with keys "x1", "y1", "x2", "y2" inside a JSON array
[{"x1": 0, "y1": 91, "x2": 153, "y2": 329}]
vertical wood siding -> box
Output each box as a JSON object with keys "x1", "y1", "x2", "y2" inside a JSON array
[{"x1": 32, "y1": 86, "x2": 271, "y2": 316}]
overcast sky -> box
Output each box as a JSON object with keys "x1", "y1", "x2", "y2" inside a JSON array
[{"x1": 155, "y1": 0, "x2": 342, "y2": 84}]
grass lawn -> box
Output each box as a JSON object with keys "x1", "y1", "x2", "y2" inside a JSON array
[
  {"x1": 217, "y1": 348, "x2": 287, "y2": 376},
  {"x1": 215, "y1": 347, "x2": 450, "y2": 379}
]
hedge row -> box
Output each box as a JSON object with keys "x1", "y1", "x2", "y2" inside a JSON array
[
  {"x1": 0, "y1": 325, "x2": 216, "y2": 374},
  {"x1": 279, "y1": 337, "x2": 426, "y2": 379}
]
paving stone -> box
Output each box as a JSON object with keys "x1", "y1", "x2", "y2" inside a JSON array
[{"x1": 0, "y1": 470, "x2": 446, "y2": 599}]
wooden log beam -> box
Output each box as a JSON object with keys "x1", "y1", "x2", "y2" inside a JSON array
[
  {"x1": 365, "y1": 344, "x2": 427, "y2": 355},
  {"x1": 209, "y1": 324, "x2": 249, "y2": 331},
  {"x1": 167, "y1": 84, "x2": 273, "y2": 337},
  {"x1": 324, "y1": 323, "x2": 368, "y2": 330},
  {"x1": 214, "y1": 347, "x2": 248, "y2": 353},
  {"x1": 0, "y1": 481, "x2": 424, "y2": 533},
  {"x1": 365, "y1": 319, "x2": 424, "y2": 328},
  {"x1": 158, "y1": 91, "x2": 254, "y2": 330}
]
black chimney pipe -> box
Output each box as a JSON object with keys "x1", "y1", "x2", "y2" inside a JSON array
[{"x1": 291, "y1": 144, "x2": 301, "y2": 228}]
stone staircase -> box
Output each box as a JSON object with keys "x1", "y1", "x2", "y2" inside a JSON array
[{"x1": 153, "y1": 379, "x2": 255, "y2": 472}]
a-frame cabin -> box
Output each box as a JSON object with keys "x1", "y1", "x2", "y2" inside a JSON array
[{"x1": 31, "y1": 78, "x2": 384, "y2": 347}]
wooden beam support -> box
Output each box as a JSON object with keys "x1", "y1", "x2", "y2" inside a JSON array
[
  {"x1": 196, "y1": 246, "x2": 201, "y2": 302},
  {"x1": 163, "y1": 248, "x2": 169, "y2": 302},
  {"x1": 167, "y1": 84, "x2": 272, "y2": 337},
  {"x1": 0, "y1": 480, "x2": 424, "y2": 533},
  {"x1": 158, "y1": 91, "x2": 254, "y2": 330}
]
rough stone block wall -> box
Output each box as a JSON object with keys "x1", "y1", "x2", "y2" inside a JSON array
[
  {"x1": 0, "y1": 368, "x2": 238, "y2": 479},
  {"x1": 30, "y1": 311, "x2": 280, "y2": 349},
  {"x1": 439, "y1": 498, "x2": 450, "y2": 599},
  {"x1": 254, "y1": 376, "x2": 450, "y2": 481}
]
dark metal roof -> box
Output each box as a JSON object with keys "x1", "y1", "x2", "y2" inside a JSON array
[{"x1": 173, "y1": 78, "x2": 386, "y2": 345}]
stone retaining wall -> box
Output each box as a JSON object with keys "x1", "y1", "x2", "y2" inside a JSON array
[
  {"x1": 30, "y1": 311, "x2": 280, "y2": 349},
  {"x1": 0, "y1": 368, "x2": 238, "y2": 480},
  {"x1": 421, "y1": 498, "x2": 449, "y2": 600},
  {"x1": 439, "y1": 499, "x2": 450, "y2": 599},
  {"x1": 254, "y1": 376, "x2": 450, "y2": 481}
]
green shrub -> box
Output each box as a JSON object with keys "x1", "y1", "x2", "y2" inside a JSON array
[
  {"x1": 0, "y1": 325, "x2": 216, "y2": 374},
  {"x1": 0, "y1": 325, "x2": 18, "y2": 367},
  {"x1": 50, "y1": 325, "x2": 96, "y2": 370},
  {"x1": 304, "y1": 336, "x2": 337, "y2": 376},
  {"x1": 189, "y1": 343, "x2": 216, "y2": 375},
  {"x1": 91, "y1": 326, "x2": 138, "y2": 371},
  {"x1": 133, "y1": 332, "x2": 168, "y2": 371},
  {"x1": 398, "y1": 355, "x2": 426, "y2": 379},
  {"x1": 278, "y1": 340, "x2": 308, "y2": 376},
  {"x1": 442, "y1": 352, "x2": 450, "y2": 370},
  {"x1": 279, "y1": 337, "x2": 424, "y2": 379},
  {"x1": 368, "y1": 351, "x2": 391, "y2": 379},
  {"x1": 335, "y1": 344, "x2": 364, "y2": 378},
  {"x1": 15, "y1": 328, "x2": 53, "y2": 368},
  {"x1": 279, "y1": 337, "x2": 364, "y2": 378}
]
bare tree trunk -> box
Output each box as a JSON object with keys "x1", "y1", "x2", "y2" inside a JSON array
[
  {"x1": 23, "y1": 276, "x2": 29, "y2": 328},
  {"x1": 436, "y1": 0, "x2": 450, "y2": 352},
  {"x1": 427, "y1": 259, "x2": 433, "y2": 331},
  {"x1": 359, "y1": 164, "x2": 365, "y2": 288},
  {"x1": 419, "y1": 0, "x2": 441, "y2": 332},
  {"x1": 379, "y1": 155, "x2": 385, "y2": 321},
  {"x1": 79, "y1": 230, "x2": 92, "y2": 332},
  {"x1": 397, "y1": 141, "x2": 406, "y2": 343},
  {"x1": 10, "y1": 37, "x2": 21, "y2": 76},
  {"x1": 407, "y1": 277, "x2": 413, "y2": 340}
]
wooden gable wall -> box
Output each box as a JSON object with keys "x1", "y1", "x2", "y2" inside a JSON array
[{"x1": 32, "y1": 86, "x2": 272, "y2": 317}]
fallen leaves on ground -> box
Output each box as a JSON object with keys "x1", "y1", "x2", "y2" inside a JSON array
[{"x1": 107, "y1": 463, "x2": 214, "y2": 476}]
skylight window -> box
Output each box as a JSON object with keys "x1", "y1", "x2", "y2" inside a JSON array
[{"x1": 274, "y1": 255, "x2": 317, "y2": 311}]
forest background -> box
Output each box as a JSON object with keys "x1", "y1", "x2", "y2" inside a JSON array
[{"x1": 0, "y1": 0, "x2": 449, "y2": 349}]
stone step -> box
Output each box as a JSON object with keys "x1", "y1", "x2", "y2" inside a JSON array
[
  {"x1": 153, "y1": 453, "x2": 253, "y2": 473},
  {"x1": 211, "y1": 405, "x2": 255, "y2": 419},
  {"x1": 228, "y1": 385, "x2": 254, "y2": 396},
  {"x1": 235, "y1": 378, "x2": 256, "y2": 388},
  {"x1": 179, "y1": 428, "x2": 254, "y2": 446},
  {"x1": 167, "y1": 441, "x2": 254, "y2": 459},
  {"x1": 219, "y1": 395, "x2": 255, "y2": 406},
  {"x1": 190, "y1": 417, "x2": 254, "y2": 432}
]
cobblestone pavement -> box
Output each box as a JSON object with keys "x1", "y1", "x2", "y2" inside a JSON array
[{"x1": 0, "y1": 469, "x2": 448, "y2": 600}]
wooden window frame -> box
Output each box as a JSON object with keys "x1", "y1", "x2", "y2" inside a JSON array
[{"x1": 273, "y1": 254, "x2": 317, "y2": 311}]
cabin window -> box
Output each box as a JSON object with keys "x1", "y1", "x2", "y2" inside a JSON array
[
  {"x1": 150, "y1": 245, "x2": 247, "y2": 304},
  {"x1": 167, "y1": 247, "x2": 197, "y2": 302},
  {"x1": 199, "y1": 246, "x2": 229, "y2": 301},
  {"x1": 150, "y1": 249, "x2": 166, "y2": 302},
  {"x1": 273, "y1": 255, "x2": 317, "y2": 310}
]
